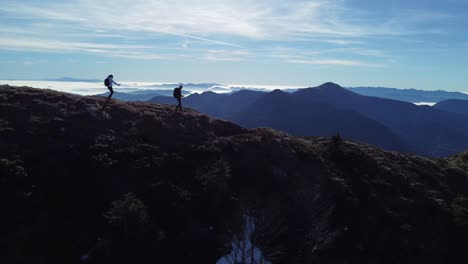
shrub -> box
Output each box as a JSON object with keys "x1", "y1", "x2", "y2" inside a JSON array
[
  {"x1": 331, "y1": 132, "x2": 343, "y2": 146},
  {"x1": 452, "y1": 196, "x2": 468, "y2": 226},
  {"x1": 104, "y1": 193, "x2": 149, "y2": 233}
]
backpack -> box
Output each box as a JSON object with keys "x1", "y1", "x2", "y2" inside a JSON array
[
  {"x1": 173, "y1": 88, "x2": 180, "y2": 98},
  {"x1": 104, "y1": 78, "x2": 110, "y2": 87}
]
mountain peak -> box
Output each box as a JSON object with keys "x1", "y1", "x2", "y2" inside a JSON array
[
  {"x1": 262, "y1": 89, "x2": 290, "y2": 100},
  {"x1": 318, "y1": 82, "x2": 342, "y2": 89},
  {"x1": 200, "y1": 91, "x2": 219, "y2": 96},
  {"x1": 293, "y1": 82, "x2": 355, "y2": 97},
  {"x1": 314, "y1": 82, "x2": 351, "y2": 93},
  {"x1": 249, "y1": 89, "x2": 291, "y2": 106},
  {"x1": 270, "y1": 88, "x2": 288, "y2": 94}
]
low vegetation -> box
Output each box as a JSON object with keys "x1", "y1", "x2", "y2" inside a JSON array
[{"x1": 2, "y1": 85, "x2": 468, "y2": 264}]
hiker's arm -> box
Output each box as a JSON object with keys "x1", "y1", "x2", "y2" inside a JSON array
[{"x1": 112, "y1": 80, "x2": 121, "y2": 86}]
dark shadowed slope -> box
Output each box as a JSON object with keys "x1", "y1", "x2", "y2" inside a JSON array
[
  {"x1": 434, "y1": 99, "x2": 468, "y2": 114},
  {"x1": 230, "y1": 89, "x2": 414, "y2": 153},
  {"x1": 2, "y1": 85, "x2": 468, "y2": 264},
  {"x1": 293, "y1": 82, "x2": 468, "y2": 157}
]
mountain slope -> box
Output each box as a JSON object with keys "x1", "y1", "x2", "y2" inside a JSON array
[
  {"x1": 348, "y1": 86, "x2": 468, "y2": 103},
  {"x1": 434, "y1": 99, "x2": 468, "y2": 114},
  {"x1": 2, "y1": 85, "x2": 468, "y2": 264},
  {"x1": 230, "y1": 89, "x2": 414, "y2": 153},
  {"x1": 293, "y1": 83, "x2": 468, "y2": 157}
]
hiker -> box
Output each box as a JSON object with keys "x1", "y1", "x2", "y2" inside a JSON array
[
  {"x1": 104, "y1": 74, "x2": 120, "y2": 98},
  {"x1": 173, "y1": 85, "x2": 184, "y2": 111}
]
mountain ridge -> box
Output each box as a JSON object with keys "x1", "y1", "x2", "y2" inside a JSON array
[
  {"x1": 229, "y1": 86, "x2": 414, "y2": 153},
  {"x1": 348, "y1": 86, "x2": 468, "y2": 103},
  {"x1": 291, "y1": 83, "x2": 468, "y2": 157},
  {"x1": 2, "y1": 85, "x2": 468, "y2": 263},
  {"x1": 153, "y1": 82, "x2": 468, "y2": 156},
  {"x1": 434, "y1": 99, "x2": 468, "y2": 114}
]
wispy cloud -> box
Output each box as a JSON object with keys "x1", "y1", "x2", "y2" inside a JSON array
[
  {"x1": 287, "y1": 59, "x2": 382, "y2": 67},
  {"x1": 0, "y1": 2, "x2": 87, "y2": 22},
  {"x1": 148, "y1": 29, "x2": 245, "y2": 48},
  {"x1": 181, "y1": 40, "x2": 190, "y2": 49},
  {"x1": 265, "y1": 45, "x2": 392, "y2": 67},
  {"x1": 1, "y1": 0, "x2": 449, "y2": 40},
  {"x1": 23, "y1": 60, "x2": 47, "y2": 66},
  {"x1": 202, "y1": 49, "x2": 251, "y2": 61},
  {"x1": 0, "y1": 37, "x2": 170, "y2": 59},
  {"x1": 325, "y1": 40, "x2": 365, "y2": 45},
  {"x1": 0, "y1": 0, "x2": 455, "y2": 64},
  {"x1": 0, "y1": 0, "x2": 249, "y2": 47}
]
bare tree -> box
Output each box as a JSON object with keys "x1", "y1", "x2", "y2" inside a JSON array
[{"x1": 218, "y1": 215, "x2": 271, "y2": 264}]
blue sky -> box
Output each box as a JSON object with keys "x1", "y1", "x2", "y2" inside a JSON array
[{"x1": 1, "y1": 0, "x2": 467, "y2": 90}]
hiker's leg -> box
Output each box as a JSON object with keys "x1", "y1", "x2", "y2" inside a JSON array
[
  {"x1": 176, "y1": 98, "x2": 181, "y2": 111},
  {"x1": 108, "y1": 87, "x2": 114, "y2": 98}
]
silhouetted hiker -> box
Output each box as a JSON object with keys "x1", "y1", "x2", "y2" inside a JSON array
[
  {"x1": 173, "y1": 85, "x2": 184, "y2": 111},
  {"x1": 104, "y1": 74, "x2": 120, "y2": 98}
]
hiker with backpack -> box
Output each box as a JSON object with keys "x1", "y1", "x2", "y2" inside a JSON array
[
  {"x1": 173, "y1": 85, "x2": 184, "y2": 111},
  {"x1": 104, "y1": 74, "x2": 120, "y2": 99}
]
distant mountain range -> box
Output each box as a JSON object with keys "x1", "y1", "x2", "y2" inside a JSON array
[
  {"x1": 151, "y1": 90, "x2": 266, "y2": 118},
  {"x1": 97, "y1": 89, "x2": 190, "y2": 101},
  {"x1": 151, "y1": 83, "x2": 468, "y2": 157},
  {"x1": 102, "y1": 82, "x2": 468, "y2": 104},
  {"x1": 348, "y1": 87, "x2": 468, "y2": 103},
  {"x1": 434, "y1": 99, "x2": 468, "y2": 114},
  {"x1": 4, "y1": 78, "x2": 468, "y2": 103},
  {"x1": 229, "y1": 89, "x2": 413, "y2": 153},
  {"x1": 292, "y1": 83, "x2": 468, "y2": 157}
]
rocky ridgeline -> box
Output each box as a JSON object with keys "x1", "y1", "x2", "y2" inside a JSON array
[{"x1": 1, "y1": 85, "x2": 468, "y2": 264}]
